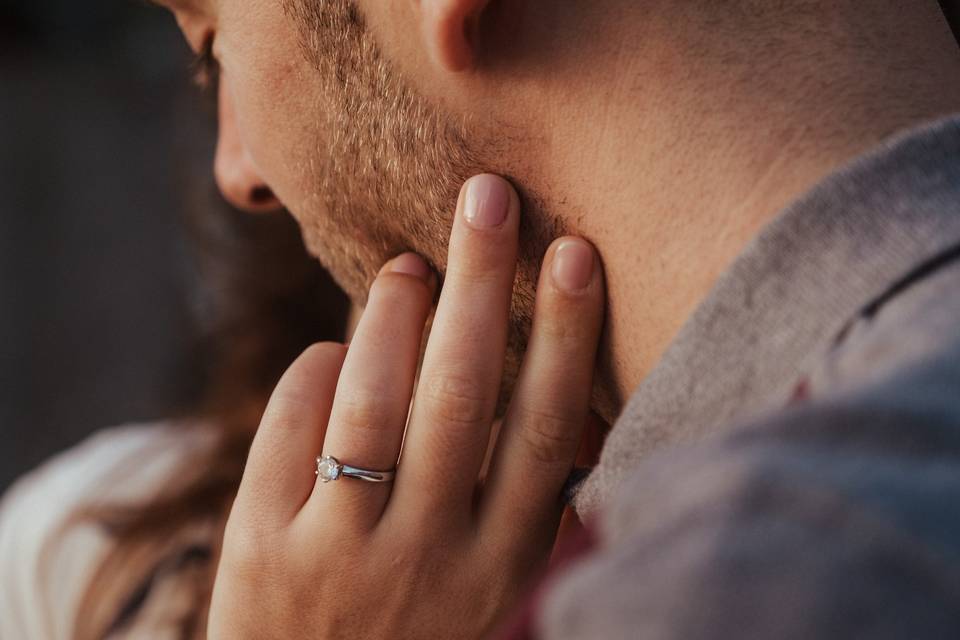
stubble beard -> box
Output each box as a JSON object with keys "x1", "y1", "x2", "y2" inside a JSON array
[
  {"x1": 282, "y1": 0, "x2": 474, "y2": 302},
  {"x1": 281, "y1": 0, "x2": 569, "y2": 402}
]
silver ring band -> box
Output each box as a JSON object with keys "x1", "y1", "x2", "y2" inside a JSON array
[{"x1": 315, "y1": 455, "x2": 396, "y2": 483}]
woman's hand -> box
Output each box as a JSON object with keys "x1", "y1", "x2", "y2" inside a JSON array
[{"x1": 208, "y1": 174, "x2": 605, "y2": 639}]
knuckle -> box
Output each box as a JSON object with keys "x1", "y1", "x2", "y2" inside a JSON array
[
  {"x1": 381, "y1": 517, "x2": 460, "y2": 568},
  {"x1": 447, "y1": 252, "x2": 511, "y2": 288},
  {"x1": 301, "y1": 341, "x2": 348, "y2": 364},
  {"x1": 418, "y1": 372, "x2": 490, "y2": 428},
  {"x1": 512, "y1": 405, "x2": 582, "y2": 466},
  {"x1": 535, "y1": 297, "x2": 601, "y2": 344},
  {"x1": 537, "y1": 313, "x2": 586, "y2": 344},
  {"x1": 334, "y1": 389, "x2": 400, "y2": 432},
  {"x1": 260, "y1": 399, "x2": 315, "y2": 432},
  {"x1": 370, "y1": 272, "x2": 430, "y2": 304},
  {"x1": 223, "y1": 518, "x2": 284, "y2": 576}
]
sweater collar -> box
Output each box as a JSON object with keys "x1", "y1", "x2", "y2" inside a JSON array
[{"x1": 575, "y1": 114, "x2": 960, "y2": 515}]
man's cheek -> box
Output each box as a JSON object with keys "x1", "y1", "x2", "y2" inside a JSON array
[
  {"x1": 219, "y1": 5, "x2": 312, "y2": 161},
  {"x1": 227, "y1": 66, "x2": 310, "y2": 201}
]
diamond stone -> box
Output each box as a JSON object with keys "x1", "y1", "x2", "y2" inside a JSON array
[{"x1": 316, "y1": 456, "x2": 342, "y2": 482}]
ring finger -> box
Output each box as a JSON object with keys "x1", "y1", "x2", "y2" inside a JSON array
[{"x1": 304, "y1": 253, "x2": 436, "y2": 529}]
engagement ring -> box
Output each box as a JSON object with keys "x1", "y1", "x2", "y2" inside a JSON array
[{"x1": 315, "y1": 455, "x2": 397, "y2": 483}]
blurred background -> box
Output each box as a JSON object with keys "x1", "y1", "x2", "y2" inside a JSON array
[
  {"x1": 1, "y1": 0, "x2": 351, "y2": 498},
  {"x1": 1, "y1": 1, "x2": 959, "y2": 496},
  {"x1": 0, "y1": 1, "x2": 213, "y2": 493}
]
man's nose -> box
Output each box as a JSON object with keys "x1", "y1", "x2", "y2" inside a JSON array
[{"x1": 214, "y1": 81, "x2": 282, "y2": 214}]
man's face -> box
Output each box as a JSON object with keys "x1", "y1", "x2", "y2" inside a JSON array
[
  {"x1": 209, "y1": 0, "x2": 476, "y2": 299},
  {"x1": 159, "y1": 0, "x2": 564, "y2": 394}
]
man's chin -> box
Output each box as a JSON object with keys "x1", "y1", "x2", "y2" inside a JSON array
[{"x1": 298, "y1": 224, "x2": 387, "y2": 308}]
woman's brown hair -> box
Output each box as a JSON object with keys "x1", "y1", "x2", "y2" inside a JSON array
[{"x1": 73, "y1": 182, "x2": 349, "y2": 638}]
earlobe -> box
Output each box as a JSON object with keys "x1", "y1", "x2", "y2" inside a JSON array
[{"x1": 421, "y1": 0, "x2": 490, "y2": 73}]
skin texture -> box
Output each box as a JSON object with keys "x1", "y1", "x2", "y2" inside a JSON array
[
  {"x1": 207, "y1": 176, "x2": 605, "y2": 638},
  {"x1": 166, "y1": 0, "x2": 960, "y2": 423},
  {"x1": 205, "y1": 0, "x2": 563, "y2": 412},
  {"x1": 149, "y1": 2, "x2": 960, "y2": 635}
]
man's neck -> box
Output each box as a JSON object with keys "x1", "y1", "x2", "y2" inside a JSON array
[{"x1": 514, "y1": 0, "x2": 960, "y2": 422}]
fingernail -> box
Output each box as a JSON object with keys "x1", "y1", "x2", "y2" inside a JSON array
[
  {"x1": 552, "y1": 239, "x2": 595, "y2": 292},
  {"x1": 390, "y1": 253, "x2": 432, "y2": 282},
  {"x1": 463, "y1": 174, "x2": 510, "y2": 229}
]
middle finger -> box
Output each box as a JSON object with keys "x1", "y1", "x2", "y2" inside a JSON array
[
  {"x1": 305, "y1": 253, "x2": 436, "y2": 530},
  {"x1": 391, "y1": 174, "x2": 520, "y2": 516}
]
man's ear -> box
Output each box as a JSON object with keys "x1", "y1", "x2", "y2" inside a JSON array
[{"x1": 420, "y1": 0, "x2": 491, "y2": 72}]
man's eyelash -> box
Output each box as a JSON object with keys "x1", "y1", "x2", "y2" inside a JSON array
[{"x1": 191, "y1": 35, "x2": 220, "y2": 91}]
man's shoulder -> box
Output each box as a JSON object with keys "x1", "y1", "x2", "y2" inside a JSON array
[
  {"x1": 543, "y1": 303, "x2": 960, "y2": 640},
  {"x1": 806, "y1": 249, "x2": 960, "y2": 400},
  {"x1": 0, "y1": 421, "x2": 214, "y2": 639},
  {"x1": 541, "y1": 116, "x2": 960, "y2": 639}
]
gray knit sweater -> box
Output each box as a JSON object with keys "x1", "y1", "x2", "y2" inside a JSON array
[{"x1": 544, "y1": 115, "x2": 960, "y2": 639}]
